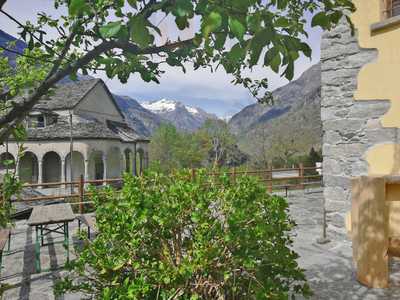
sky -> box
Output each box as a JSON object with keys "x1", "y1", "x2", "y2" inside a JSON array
[{"x1": 0, "y1": 1, "x2": 322, "y2": 117}]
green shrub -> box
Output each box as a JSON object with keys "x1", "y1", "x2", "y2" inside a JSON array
[
  {"x1": 0, "y1": 173, "x2": 20, "y2": 229},
  {"x1": 56, "y1": 170, "x2": 311, "y2": 299}
]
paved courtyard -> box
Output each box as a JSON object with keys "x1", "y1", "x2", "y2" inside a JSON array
[{"x1": 1, "y1": 189, "x2": 400, "y2": 299}]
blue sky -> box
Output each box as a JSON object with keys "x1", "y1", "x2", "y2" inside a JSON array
[{"x1": 0, "y1": 1, "x2": 321, "y2": 117}]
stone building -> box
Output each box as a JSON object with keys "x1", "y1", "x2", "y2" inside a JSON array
[
  {"x1": 322, "y1": 0, "x2": 400, "y2": 234},
  {"x1": 0, "y1": 79, "x2": 150, "y2": 186}
]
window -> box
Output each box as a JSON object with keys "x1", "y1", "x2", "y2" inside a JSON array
[
  {"x1": 37, "y1": 115, "x2": 45, "y2": 128},
  {"x1": 384, "y1": 0, "x2": 400, "y2": 18},
  {"x1": 27, "y1": 115, "x2": 45, "y2": 128}
]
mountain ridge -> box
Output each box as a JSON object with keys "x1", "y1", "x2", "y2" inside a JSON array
[{"x1": 229, "y1": 63, "x2": 322, "y2": 158}]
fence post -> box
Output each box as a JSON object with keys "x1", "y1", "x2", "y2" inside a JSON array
[
  {"x1": 299, "y1": 163, "x2": 304, "y2": 190},
  {"x1": 232, "y1": 167, "x2": 236, "y2": 183},
  {"x1": 191, "y1": 169, "x2": 196, "y2": 182},
  {"x1": 79, "y1": 174, "x2": 84, "y2": 214}
]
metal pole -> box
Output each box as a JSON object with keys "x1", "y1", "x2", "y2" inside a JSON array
[
  {"x1": 317, "y1": 177, "x2": 330, "y2": 244},
  {"x1": 5, "y1": 138, "x2": 8, "y2": 175},
  {"x1": 69, "y1": 111, "x2": 74, "y2": 194}
]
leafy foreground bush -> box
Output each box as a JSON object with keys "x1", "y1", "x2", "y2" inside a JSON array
[{"x1": 56, "y1": 170, "x2": 311, "y2": 299}]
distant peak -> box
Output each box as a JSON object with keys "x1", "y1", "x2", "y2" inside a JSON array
[
  {"x1": 142, "y1": 99, "x2": 178, "y2": 112},
  {"x1": 141, "y1": 98, "x2": 202, "y2": 116}
]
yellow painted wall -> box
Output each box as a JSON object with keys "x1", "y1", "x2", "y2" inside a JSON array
[{"x1": 352, "y1": 0, "x2": 400, "y2": 175}]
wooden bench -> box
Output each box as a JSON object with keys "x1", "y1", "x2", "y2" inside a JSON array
[
  {"x1": 0, "y1": 228, "x2": 11, "y2": 274},
  {"x1": 76, "y1": 214, "x2": 97, "y2": 239}
]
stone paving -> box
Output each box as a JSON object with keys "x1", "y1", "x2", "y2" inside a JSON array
[{"x1": 1, "y1": 189, "x2": 400, "y2": 299}]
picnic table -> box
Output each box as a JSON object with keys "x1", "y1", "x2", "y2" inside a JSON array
[{"x1": 27, "y1": 203, "x2": 75, "y2": 273}]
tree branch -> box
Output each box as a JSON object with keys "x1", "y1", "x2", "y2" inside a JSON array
[
  {"x1": 112, "y1": 38, "x2": 195, "y2": 55},
  {"x1": 0, "y1": 37, "x2": 196, "y2": 141},
  {"x1": 0, "y1": 0, "x2": 6, "y2": 10},
  {"x1": 45, "y1": 25, "x2": 78, "y2": 80},
  {"x1": 0, "y1": 45, "x2": 54, "y2": 63},
  {"x1": 0, "y1": 8, "x2": 56, "y2": 55}
]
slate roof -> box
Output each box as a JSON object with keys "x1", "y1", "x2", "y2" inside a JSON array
[
  {"x1": 25, "y1": 115, "x2": 149, "y2": 142},
  {"x1": 19, "y1": 78, "x2": 150, "y2": 142},
  {"x1": 34, "y1": 79, "x2": 126, "y2": 120},
  {"x1": 35, "y1": 79, "x2": 101, "y2": 110}
]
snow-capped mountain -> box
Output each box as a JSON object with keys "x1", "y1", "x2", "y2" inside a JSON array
[{"x1": 141, "y1": 99, "x2": 218, "y2": 131}]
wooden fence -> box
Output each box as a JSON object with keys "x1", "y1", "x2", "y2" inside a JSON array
[{"x1": 6, "y1": 165, "x2": 322, "y2": 215}]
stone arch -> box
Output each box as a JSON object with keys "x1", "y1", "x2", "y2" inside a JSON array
[
  {"x1": 65, "y1": 151, "x2": 85, "y2": 181},
  {"x1": 19, "y1": 152, "x2": 38, "y2": 183},
  {"x1": 42, "y1": 151, "x2": 61, "y2": 183},
  {"x1": 124, "y1": 148, "x2": 133, "y2": 174},
  {"x1": 107, "y1": 147, "x2": 123, "y2": 179},
  {"x1": 88, "y1": 151, "x2": 104, "y2": 180},
  {"x1": 0, "y1": 152, "x2": 15, "y2": 175}
]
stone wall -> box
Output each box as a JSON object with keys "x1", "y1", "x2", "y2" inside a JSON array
[{"x1": 321, "y1": 19, "x2": 399, "y2": 234}]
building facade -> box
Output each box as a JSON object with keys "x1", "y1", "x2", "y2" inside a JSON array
[
  {"x1": 0, "y1": 79, "x2": 150, "y2": 186},
  {"x1": 322, "y1": 0, "x2": 400, "y2": 234}
]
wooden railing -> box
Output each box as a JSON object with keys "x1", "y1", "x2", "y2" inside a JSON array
[{"x1": 6, "y1": 165, "x2": 322, "y2": 214}]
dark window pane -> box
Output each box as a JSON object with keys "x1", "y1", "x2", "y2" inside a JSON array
[
  {"x1": 392, "y1": 0, "x2": 400, "y2": 17},
  {"x1": 37, "y1": 115, "x2": 45, "y2": 128}
]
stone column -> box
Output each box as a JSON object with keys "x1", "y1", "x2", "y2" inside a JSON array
[
  {"x1": 38, "y1": 159, "x2": 43, "y2": 189},
  {"x1": 133, "y1": 144, "x2": 137, "y2": 176},
  {"x1": 84, "y1": 159, "x2": 89, "y2": 188},
  {"x1": 84, "y1": 160, "x2": 89, "y2": 181},
  {"x1": 120, "y1": 156, "x2": 125, "y2": 177},
  {"x1": 102, "y1": 154, "x2": 107, "y2": 185},
  {"x1": 139, "y1": 152, "x2": 143, "y2": 176},
  {"x1": 61, "y1": 158, "x2": 66, "y2": 183},
  {"x1": 144, "y1": 152, "x2": 149, "y2": 170}
]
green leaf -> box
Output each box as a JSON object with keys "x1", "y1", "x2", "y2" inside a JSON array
[
  {"x1": 247, "y1": 13, "x2": 261, "y2": 32},
  {"x1": 227, "y1": 43, "x2": 246, "y2": 64},
  {"x1": 249, "y1": 28, "x2": 272, "y2": 66},
  {"x1": 329, "y1": 11, "x2": 343, "y2": 25},
  {"x1": 174, "y1": 0, "x2": 194, "y2": 18},
  {"x1": 311, "y1": 12, "x2": 330, "y2": 29},
  {"x1": 129, "y1": 16, "x2": 154, "y2": 48},
  {"x1": 127, "y1": 0, "x2": 137, "y2": 8},
  {"x1": 283, "y1": 61, "x2": 294, "y2": 80},
  {"x1": 201, "y1": 11, "x2": 222, "y2": 38},
  {"x1": 175, "y1": 17, "x2": 190, "y2": 30},
  {"x1": 300, "y1": 42, "x2": 312, "y2": 58},
  {"x1": 99, "y1": 22, "x2": 122, "y2": 39},
  {"x1": 275, "y1": 17, "x2": 290, "y2": 27},
  {"x1": 69, "y1": 0, "x2": 88, "y2": 16},
  {"x1": 265, "y1": 48, "x2": 281, "y2": 73},
  {"x1": 214, "y1": 32, "x2": 227, "y2": 50},
  {"x1": 229, "y1": 17, "x2": 246, "y2": 41}
]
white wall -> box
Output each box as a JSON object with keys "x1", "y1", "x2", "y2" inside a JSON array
[
  {"x1": 65, "y1": 151, "x2": 85, "y2": 181},
  {"x1": 74, "y1": 83, "x2": 124, "y2": 124}
]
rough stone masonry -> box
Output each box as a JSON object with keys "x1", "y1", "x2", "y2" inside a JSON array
[{"x1": 321, "y1": 18, "x2": 400, "y2": 235}]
